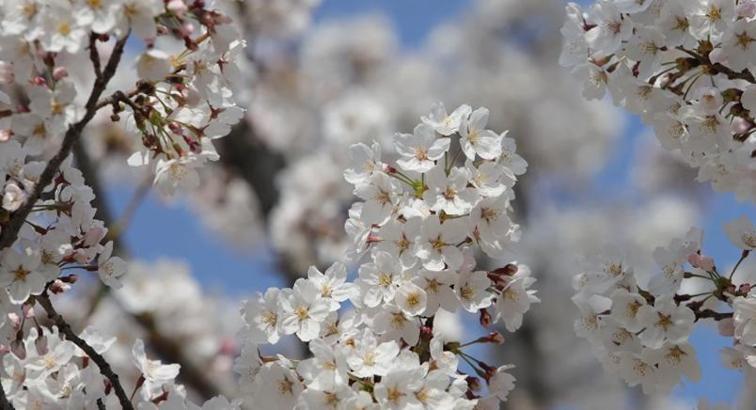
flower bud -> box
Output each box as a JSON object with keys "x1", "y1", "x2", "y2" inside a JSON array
[{"x1": 52, "y1": 66, "x2": 68, "y2": 80}]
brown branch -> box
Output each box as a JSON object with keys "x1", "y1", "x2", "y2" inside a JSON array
[
  {"x1": 0, "y1": 381, "x2": 14, "y2": 410},
  {"x1": 36, "y1": 293, "x2": 134, "y2": 410},
  {"x1": 0, "y1": 31, "x2": 130, "y2": 409},
  {"x1": 89, "y1": 33, "x2": 102, "y2": 79},
  {"x1": 712, "y1": 63, "x2": 755, "y2": 84},
  {"x1": 0, "y1": 32, "x2": 130, "y2": 250}
]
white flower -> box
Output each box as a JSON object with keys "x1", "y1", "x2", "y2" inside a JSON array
[
  {"x1": 26, "y1": 338, "x2": 75, "y2": 379},
  {"x1": 242, "y1": 288, "x2": 283, "y2": 344},
  {"x1": 373, "y1": 352, "x2": 425, "y2": 408},
  {"x1": 344, "y1": 142, "x2": 382, "y2": 185},
  {"x1": 376, "y1": 217, "x2": 421, "y2": 269},
  {"x1": 75, "y1": 0, "x2": 121, "y2": 33},
  {"x1": 356, "y1": 250, "x2": 404, "y2": 308},
  {"x1": 413, "y1": 269, "x2": 457, "y2": 316},
  {"x1": 137, "y1": 49, "x2": 173, "y2": 82},
  {"x1": 416, "y1": 216, "x2": 468, "y2": 272},
  {"x1": 346, "y1": 333, "x2": 399, "y2": 378},
  {"x1": 252, "y1": 362, "x2": 303, "y2": 410},
  {"x1": 395, "y1": 282, "x2": 427, "y2": 316},
  {"x1": 455, "y1": 270, "x2": 493, "y2": 313},
  {"x1": 616, "y1": 352, "x2": 658, "y2": 394},
  {"x1": 642, "y1": 343, "x2": 701, "y2": 391},
  {"x1": 637, "y1": 297, "x2": 695, "y2": 349},
  {"x1": 421, "y1": 102, "x2": 471, "y2": 136},
  {"x1": 458, "y1": 107, "x2": 502, "y2": 161},
  {"x1": 2, "y1": 181, "x2": 25, "y2": 212},
  {"x1": 119, "y1": 0, "x2": 163, "y2": 39},
  {"x1": 394, "y1": 124, "x2": 450, "y2": 173},
  {"x1": 307, "y1": 262, "x2": 355, "y2": 311},
  {"x1": 132, "y1": 339, "x2": 181, "y2": 401},
  {"x1": 353, "y1": 172, "x2": 400, "y2": 225},
  {"x1": 39, "y1": 3, "x2": 87, "y2": 53},
  {"x1": 608, "y1": 288, "x2": 647, "y2": 332},
  {"x1": 97, "y1": 241, "x2": 127, "y2": 288},
  {"x1": 487, "y1": 365, "x2": 516, "y2": 402},
  {"x1": 279, "y1": 278, "x2": 332, "y2": 342},
  {"x1": 423, "y1": 165, "x2": 479, "y2": 216},
  {"x1": 296, "y1": 338, "x2": 348, "y2": 391},
  {"x1": 0, "y1": 248, "x2": 44, "y2": 304},
  {"x1": 494, "y1": 265, "x2": 539, "y2": 332},
  {"x1": 725, "y1": 215, "x2": 756, "y2": 250},
  {"x1": 734, "y1": 295, "x2": 756, "y2": 346},
  {"x1": 373, "y1": 304, "x2": 420, "y2": 346}
]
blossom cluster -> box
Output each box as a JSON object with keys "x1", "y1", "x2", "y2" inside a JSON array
[
  {"x1": 0, "y1": 320, "x2": 236, "y2": 408},
  {"x1": 0, "y1": 0, "x2": 247, "y2": 407},
  {"x1": 237, "y1": 104, "x2": 539, "y2": 409},
  {"x1": 573, "y1": 214, "x2": 754, "y2": 394},
  {"x1": 561, "y1": 0, "x2": 756, "y2": 201}
]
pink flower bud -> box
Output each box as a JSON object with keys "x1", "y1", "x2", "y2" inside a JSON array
[
  {"x1": 7, "y1": 313, "x2": 20, "y2": 328},
  {"x1": 167, "y1": 0, "x2": 188, "y2": 15},
  {"x1": 0, "y1": 129, "x2": 12, "y2": 142},
  {"x1": 32, "y1": 76, "x2": 47, "y2": 86},
  {"x1": 180, "y1": 22, "x2": 195, "y2": 37},
  {"x1": 49, "y1": 279, "x2": 71, "y2": 294},
  {"x1": 218, "y1": 338, "x2": 237, "y2": 355},
  {"x1": 53, "y1": 66, "x2": 68, "y2": 80}
]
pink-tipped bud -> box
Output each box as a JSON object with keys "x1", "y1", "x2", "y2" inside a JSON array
[
  {"x1": 52, "y1": 66, "x2": 68, "y2": 80},
  {"x1": 0, "y1": 129, "x2": 12, "y2": 142},
  {"x1": 167, "y1": 0, "x2": 188, "y2": 15},
  {"x1": 479, "y1": 308, "x2": 492, "y2": 328},
  {"x1": 484, "y1": 331, "x2": 505, "y2": 344},
  {"x1": 218, "y1": 338, "x2": 237, "y2": 356},
  {"x1": 32, "y1": 76, "x2": 47, "y2": 86},
  {"x1": 49, "y1": 279, "x2": 70, "y2": 294},
  {"x1": 465, "y1": 376, "x2": 481, "y2": 392},
  {"x1": 22, "y1": 304, "x2": 34, "y2": 319}
]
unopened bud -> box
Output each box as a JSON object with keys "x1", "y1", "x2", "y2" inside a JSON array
[
  {"x1": 465, "y1": 376, "x2": 481, "y2": 392},
  {"x1": 49, "y1": 279, "x2": 69, "y2": 294},
  {"x1": 52, "y1": 66, "x2": 68, "y2": 80},
  {"x1": 479, "y1": 308, "x2": 492, "y2": 328},
  {"x1": 484, "y1": 331, "x2": 505, "y2": 344}
]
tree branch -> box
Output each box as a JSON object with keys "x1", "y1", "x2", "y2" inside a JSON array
[
  {"x1": 0, "y1": 31, "x2": 130, "y2": 409},
  {"x1": 36, "y1": 293, "x2": 134, "y2": 410},
  {"x1": 0, "y1": 32, "x2": 130, "y2": 250}
]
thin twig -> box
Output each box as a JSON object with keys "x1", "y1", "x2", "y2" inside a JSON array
[
  {"x1": 729, "y1": 250, "x2": 750, "y2": 280},
  {"x1": 36, "y1": 293, "x2": 134, "y2": 410}
]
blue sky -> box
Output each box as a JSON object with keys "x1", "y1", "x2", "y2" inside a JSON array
[{"x1": 106, "y1": 0, "x2": 755, "y2": 407}]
